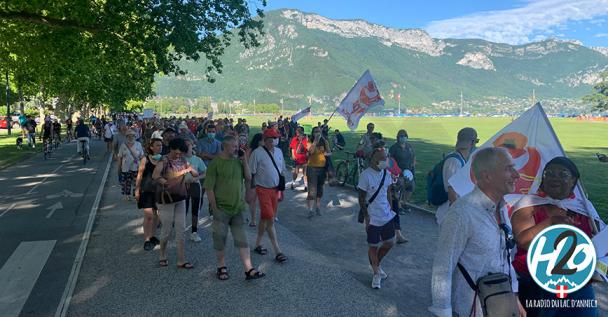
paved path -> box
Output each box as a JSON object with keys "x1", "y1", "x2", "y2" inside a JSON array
[{"x1": 0, "y1": 139, "x2": 111, "y2": 317}]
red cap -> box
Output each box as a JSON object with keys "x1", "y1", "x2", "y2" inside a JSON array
[{"x1": 263, "y1": 128, "x2": 280, "y2": 138}]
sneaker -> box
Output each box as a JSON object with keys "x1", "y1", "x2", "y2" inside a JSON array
[
  {"x1": 379, "y1": 267, "x2": 388, "y2": 280},
  {"x1": 290, "y1": 183, "x2": 295, "y2": 190},
  {"x1": 372, "y1": 273, "x2": 382, "y2": 289},
  {"x1": 190, "y1": 232, "x2": 202, "y2": 242},
  {"x1": 315, "y1": 208, "x2": 321, "y2": 216},
  {"x1": 396, "y1": 235, "x2": 409, "y2": 244},
  {"x1": 274, "y1": 217, "x2": 279, "y2": 223},
  {"x1": 143, "y1": 240, "x2": 154, "y2": 251},
  {"x1": 307, "y1": 210, "x2": 315, "y2": 218}
]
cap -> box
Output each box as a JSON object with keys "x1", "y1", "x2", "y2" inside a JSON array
[
  {"x1": 162, "y1": 127, "x2": 176, "y2": 136},
  {"x1": 263, "y1": 128, "x2": 280, "y2": 139},
  {"x1": 126, "y1": 129, "x2": 137, "y2": 136},
  {"x1": 178, "y1": 122, "x2": 188, "y2": 130}
]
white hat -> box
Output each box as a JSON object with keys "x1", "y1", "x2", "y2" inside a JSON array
[
  {"x1": 403, "y1": 169, "x2": 414, "y2": 182},
  {"x1": 151, "y1": 130, "x2": 163, "y2": 139}
]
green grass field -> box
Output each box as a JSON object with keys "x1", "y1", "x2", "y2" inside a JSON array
[{"x1": 244, "y1": 115, "x2": 608, "y2": 220}]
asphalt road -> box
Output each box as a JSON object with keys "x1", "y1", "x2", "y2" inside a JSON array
[{"x1": 0, "y1": 138, "x2": 111, "y2": 317}]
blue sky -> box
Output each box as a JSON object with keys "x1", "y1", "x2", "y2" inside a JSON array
[{"x1": 261, "y1": 0, "x2": 608, "y2": 47}]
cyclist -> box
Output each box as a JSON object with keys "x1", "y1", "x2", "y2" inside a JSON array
[
  {"x1": 75, "y1": 119, "x2": 91, "y2": 159},
  {"x1": 52, "y1": 119, "x2": 62, "y2": 143},
  {"x1": 41, "y1": 117, "x2": 54, "y2": 151},
  {"x1": 65, "y1": 115, "x2": 73, "y2": 142}
]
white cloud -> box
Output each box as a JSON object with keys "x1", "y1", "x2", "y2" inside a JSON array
[
  {"x1": 426, "y1": 0, "x2": 608, "y2": 45},
  {"x1": 596, "y1": 33, "x2": 608, "y2": 38}
]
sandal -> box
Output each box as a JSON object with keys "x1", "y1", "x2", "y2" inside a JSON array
[
  {"x1": 253, "y1": 245, "x2": 267, "y2": 255},
  {"x1": 275, "y1": 253, "x2": 287, "y2": 263},
  {"x1": 143, "y1": 240, "x2": 154, "y2": 251},
  {"x1": 249, "y1": 222, "x2": 257, "y2": 227},
  {"x1": 217, "y1": 267, "x2": 229, "y2": 280},
  {"x1": 159, "y1": 259, "x2": 168, "y2": 267},
  {"x1": 245, "y1": 268, "x2": 266, "y2": 280},
  {"x1": 150, "y1": 236, "x2": 160, "y2": 245},
  {"x1": 177, "y1": 262, "x2": 194, "y2": 269}
]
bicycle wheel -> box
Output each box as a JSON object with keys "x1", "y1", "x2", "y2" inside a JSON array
[
  {"x1": 335, "y1": 161, "x2": 349, "y2": 186},
  {"x1": 350, "y1": 165, "x2": 360, "y2": 189}
]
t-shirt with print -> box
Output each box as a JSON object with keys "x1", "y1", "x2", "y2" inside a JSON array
[
  {"x1": 203, "y1": 157, "x2": 246, "y2": 215},
  {"x1": 357, "y1": 167, "x2": 395, "y2": 227},
  {"x1": 118, "y1": 142, "x2": 144, "y2": 172},
  {"x1": 289, "y1": 136, "x2": 308, "y2": 165}
]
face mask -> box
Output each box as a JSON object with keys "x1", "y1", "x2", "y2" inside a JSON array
[
  {"x1": 377, "y1": 160, "x2": 388, "y2": 170},
  {"x1": 207, "y1": 132, "x2": 216, "y2": 139},
  {"x1": 272, "y1": 138, "x2": 279, "y2": 146},
  {"x1": 399, "y1": 136, "x2": 408, "y2": 143},
  {"x1": 151, "y1": 154, "x2": 161, "y2": 161},
  {"x1": 471, "y1": 145, "x2": 477, "y2": 153},
  {"x1": 314, "y1": 133, "x2": 321, "y2": 138}
]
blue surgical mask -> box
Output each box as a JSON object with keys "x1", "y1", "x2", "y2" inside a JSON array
[
  {"x1": 207, "y1": 132, "x2": 216, "y2": 139},
  {"x1": 399, "y1": 136, "x2": 408, "y2": 143},
  {"x1": 272, "y1": 138, "x2": 279, "y2": 146},
  {"x1": 151, "y1": 154, "x2": 162, "y2": 161}
]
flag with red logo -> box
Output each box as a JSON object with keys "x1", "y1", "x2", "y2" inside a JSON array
[{"x1": 337, "y1": 70, "x2": 384, "y2": 131}]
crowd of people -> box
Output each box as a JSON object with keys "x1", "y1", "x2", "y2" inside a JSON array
[{"x1": 11, "y1": 109, "x2": 604, "y2": 316}]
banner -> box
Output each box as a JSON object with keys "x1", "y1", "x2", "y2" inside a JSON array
[
  {"x1": 337, "y1": 70, "x2": 384, "y2": 131},
  {"x1": 207, "y1": 111, "x2": 213, "y2": 120},
  {"x1": 142, "y1": 109, "x2": 154, "y2": 119},
  {"x1": 447, "y1": 103, "x2": 602, "y2": 224},
  {"x1": 291, "y1": 106, "x2": 311, "y2": 122}
]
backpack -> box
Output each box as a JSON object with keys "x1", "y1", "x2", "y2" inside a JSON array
[{"x1": 426, "y1": 152, "x2": 465, "y2": 206}]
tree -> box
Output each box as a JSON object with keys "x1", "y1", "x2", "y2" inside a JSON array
[
  {"x1": 0, "y1": 0, "x2": 266, "y2": 111},
  {"x1": 583, "y1": 71, "x2": 608, "y2": 111}
]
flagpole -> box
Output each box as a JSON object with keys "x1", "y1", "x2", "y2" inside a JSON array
[{"x1": 537, "y1": 103, "x2": 599, "y2": 233}]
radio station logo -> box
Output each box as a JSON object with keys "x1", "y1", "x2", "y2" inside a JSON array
[{"x1": 527, "y1": 224, "x2": 596, "y2": 298}]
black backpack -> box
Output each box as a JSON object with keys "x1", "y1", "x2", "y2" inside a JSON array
[{"x1": 426, "y1": 152, "x2": 465, "y2": 206}]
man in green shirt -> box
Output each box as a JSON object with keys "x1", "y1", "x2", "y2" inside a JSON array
[{"x1": 204, "y1": 135, "x2": 265, "y2": 281}]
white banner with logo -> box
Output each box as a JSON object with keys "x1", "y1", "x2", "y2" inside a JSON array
[
  {"x1": 448, "y1": 103, "x2": 602, "y2": 224},
  {"x1": 337, "y1": 70, "x2": 384, "y2": 131},
  {"x1": 142, "y1": 108, "x2": 154, "y2": 119}
]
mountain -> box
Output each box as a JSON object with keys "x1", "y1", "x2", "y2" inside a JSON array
[{"x1": 154, "y1": 9, "x2": 608, "y2": 114}]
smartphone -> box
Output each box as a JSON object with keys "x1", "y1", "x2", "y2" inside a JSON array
[{"x1": 238, "y1": 149, "x2": 245, "y2": 157}]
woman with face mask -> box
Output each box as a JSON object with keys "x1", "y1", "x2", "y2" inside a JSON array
[
  {"x1": 389, "y1": 129, "x2": 416, "y2": 215},
  {"x1": 305, "y1": 127, "x2": 331, "y2": 218},
  {"x1": 135, "y1": 138, "x2": 163, "y2": 251},
  {"x1": 511, "y1": 157, "x2": 597, "y2": 317}
]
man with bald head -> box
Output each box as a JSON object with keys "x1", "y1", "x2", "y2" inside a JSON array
[{"x1": 429, "y1": 147, "x2": 526, "y2": 317}]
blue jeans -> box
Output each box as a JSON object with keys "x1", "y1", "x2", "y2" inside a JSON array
[{"x1": 518, "y1": 274, "x2": 598, "y2": 317}]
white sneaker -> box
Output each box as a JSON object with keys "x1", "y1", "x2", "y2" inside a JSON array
[
  {"x1": 190, "y1": 232, "x2": 202, "y2": 242},
  {"x1": 372, "y1": 273, "x2": 382, "y2": 289},
  {"x1": 379, "y1": 267, "x2": 388, "y2": 280}
]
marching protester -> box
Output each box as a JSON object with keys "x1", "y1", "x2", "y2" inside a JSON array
[
  {"x1": 429, "y1": 147, "x2": 526, "y2": 317},
  {"x1": 184, "y1": 139, "x2": 206, "y2": 242},
  {"x1": 246, "y1": 133, "x2": 264, "y2": 227},
  {"x1": 289, "y1": 127, "x2": 308, "y2": 190},
  {"x1": 196, "y1": 124, "x2": 222, "y2": 167},
  {"x1": 306, "y1": 126, "x2": 330, "y2": 217},
  {"x1": 135, "y1": 138, "x2": 162, "y2": 251},
  {"x1": 511, "y1": 157, "x2": 597, "y2": 317},
  {"x1": 434, "y1": 127, "x2": 478, "y2": 225},
  {"x1": 103, "y1": 120, "x2": 114, "y2": 152},
  {"x1": 152, "y1": 137, "x2": 198, "y2": 269},
  {"x1": 117, "y1": 129, "x2": 144, "y2": 201},
  {"x1": 357, "y1": 122, "x2": 375, "y2": 158},
  {"x1": 357, "y1": 147, "x2": 396, "y2": 289},
  {"x1": 389, "y1": 129, "x2": 416, "y2": 213},
  {"x1": 249, "y1": 128, "x2": 287, "y2": 263},
  {"x1": 160, "y1": 127, "x2": 176, "y2": 155},
  {"x1": 178, "y1": 121, "x2": 197, "y2": 142},
  {"x1": 205, "y1": 135, "x2": 265, "y2": 280}
]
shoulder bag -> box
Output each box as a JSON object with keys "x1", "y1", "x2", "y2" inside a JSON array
[
  {"x1": 358, "y1": 169, "x2": 387, "y2": 223},
  {"x1": 262, "y1": 146, "x2": 286, "y2": 191}
]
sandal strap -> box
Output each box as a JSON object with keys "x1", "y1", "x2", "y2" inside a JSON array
[{"x1": 217, "y1": 266, "x2": 228, "y2": 273}]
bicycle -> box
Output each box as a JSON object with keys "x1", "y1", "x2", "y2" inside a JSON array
[
  {"x1": 52, "y1": 132, "x2": 61, "y2": 150},
  {"x1": 66, "y1": 128, "x2": 73, "y2": 143},
  {"x1": 80, "y1": 139, "x2": 90, "y2": 165},
  {"x1": 334, "y1": 151, "x2": 366, "y2": 188}
]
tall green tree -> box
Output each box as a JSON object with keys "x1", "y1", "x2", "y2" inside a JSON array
[
  {"x1": 0, "y1": 0, "x2": 266, "y2": 111},
  {"x1": 583, "y1": 71, "x2": 608, "y2": 111}
]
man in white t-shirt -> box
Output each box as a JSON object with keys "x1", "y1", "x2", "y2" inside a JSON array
[
  {"x1": 103, "y1": 122, "x2": 115, "y2": 152},
  {"x1": 435, "y1": 127, "x2": 478, "y2": 226},
  {"x1": 357, "y1": 147, "x2": 395, "y2": 289}
]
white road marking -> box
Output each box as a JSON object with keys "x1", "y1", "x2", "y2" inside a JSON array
[
  {"x1": 46, "y1": 190, "x2": 83, "y2": 199},
  {"x1": 27, "y1": 164, "x2": 64, "y2": 195},
  {"x1": 0, "y1": 240, "x2": 57, "y2": 317},
  {"x1": 55, "y1": 154, "x2": 112, "y2": 317},
  {"x1": 46, "y1": 202, "x2": 64, "y2": 219},
  {"x1": 0, "y1": 203, "x2": 16, "y2": 218}
]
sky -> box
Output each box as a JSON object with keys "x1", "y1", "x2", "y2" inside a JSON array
[{"x1": 260, "y1": 0, "x2": 608, "y2": 47}]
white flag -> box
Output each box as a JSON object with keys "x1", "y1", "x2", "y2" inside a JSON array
[
  {"x1": 337, "y1": 70, "x2": 384, "y2": 131},
  {"x1": 291, "y1": 106, "x2": 311, "y2": 122},
  {"x1": 448, "y1": 103, "x2": 602, "y2": 224}
]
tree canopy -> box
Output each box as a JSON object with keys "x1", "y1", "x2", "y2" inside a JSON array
[
  {"x1": 583, "y1": 71, "x2": 608, "y2": 111},
  {"x1": 0, "y1": 0, "x2": 266, "y2": 112}
]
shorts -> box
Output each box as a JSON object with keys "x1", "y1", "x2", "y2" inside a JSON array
[
  {"x1": 306, "y1": 166, "x2": 326, "y2": 199},
  {"x1": 104, "y1": 136, "x2": 113, "y2": 143},
  {"x1": 366, "y1": 217, "x2": 396, "y2": 246},
  {"x1": 137, "y1": 191, "x2": 157, "y2": 209},
  {"x1": 255, "y1": 186, "x2": 278, "y2": 220},
  {"x1": 212, "y1": 209, "x2": 248, "y2": 251}
]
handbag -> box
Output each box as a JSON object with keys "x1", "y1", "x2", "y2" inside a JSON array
[
  {"x1": 358, "y1": 169, "x2": 387, "y2": 223},
  {"x1": 262, "y1": 146, "x2": 286, "y2": 191}
]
